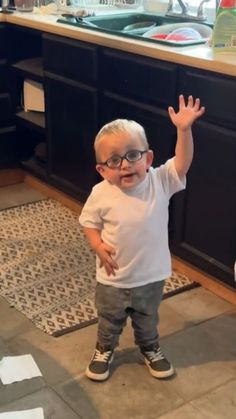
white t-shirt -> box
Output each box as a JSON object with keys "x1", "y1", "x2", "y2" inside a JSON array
[{"x1": 79, "y1": 158, "x2": 186, "y2": 288}]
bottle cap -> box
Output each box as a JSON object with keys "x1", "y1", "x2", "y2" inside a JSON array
[{"x1": 219, "y1": 0, "x2": 236, "y2": 7}]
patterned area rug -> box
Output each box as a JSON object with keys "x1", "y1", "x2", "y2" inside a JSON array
[{"x1": 0, "y1": 199, "x2": 197, "y2": 337}]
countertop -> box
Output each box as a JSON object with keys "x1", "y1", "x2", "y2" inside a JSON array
[{"x1": 1, "y1": 9, "x2": 236, "y2": 76}]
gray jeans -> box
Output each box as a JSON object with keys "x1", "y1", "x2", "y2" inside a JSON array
[{"x1": 95, "y1": 280, "x2": 165, "y2": 349}]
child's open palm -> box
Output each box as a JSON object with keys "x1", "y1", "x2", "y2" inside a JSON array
[{"x1": 168, "y1": 95, "x2": 205, "y2": 131}]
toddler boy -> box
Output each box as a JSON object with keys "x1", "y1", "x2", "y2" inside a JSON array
[{"x1": 79, "y1": 95, "x2": 205, "y2": 381}]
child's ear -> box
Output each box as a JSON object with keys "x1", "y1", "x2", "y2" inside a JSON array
[
  {"x1": 96, "y1": 164, "x2": 107, "y2": 180},
  {"x1": 146, "y1": 150, "x2": 154, "y2": 169}
]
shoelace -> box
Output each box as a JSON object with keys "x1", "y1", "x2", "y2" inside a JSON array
[
  {"x1": 145, "y1": 347, "x2": 165, "y2": 363},
  {"x1": 93, "y1": 349, "x2": 112, "y2": 362}
]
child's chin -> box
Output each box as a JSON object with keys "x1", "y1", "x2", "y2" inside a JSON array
[{"x1": 120, "y1": 176, "x2": 137, "y2": 188}]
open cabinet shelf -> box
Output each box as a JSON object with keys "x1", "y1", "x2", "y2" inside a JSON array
[
  {"x1": 12, "y1": 57, "x2": 43, "y2": 82},
  {"x1": 16, "y1": 110, "x2": 45, "y2": 133}
]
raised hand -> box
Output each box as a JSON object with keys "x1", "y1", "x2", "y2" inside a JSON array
[{"x1": 168, "y1": 95, "x2": 205, "y2": 131}]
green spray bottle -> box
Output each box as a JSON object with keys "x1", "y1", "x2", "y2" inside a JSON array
[{"x1": 212, "y1": 0, "x2": 236, "y2": 53}]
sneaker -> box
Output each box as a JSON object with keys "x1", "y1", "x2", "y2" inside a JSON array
[
  {"x1": 86, "y1": 343, "x2": 114, "y2": 381},
  {"x1": 140, "y1": 344, "x2": 174, "y2": 379}
]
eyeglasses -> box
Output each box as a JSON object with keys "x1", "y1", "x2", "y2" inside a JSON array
[{"x1": 97, "y1": 149, "x2": 148, "y2": 168}]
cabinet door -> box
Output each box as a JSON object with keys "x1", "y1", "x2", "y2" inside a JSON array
[
  {"x1": 100, "y1": 91, "x2": 176, "y2": 166},
  {"x1": 179, "y1": 67, "x2": 236, "y2": 130},
  {"x1": 45, "y1": 76, "x2": 99, "y2": 200},
  {"x1": 0, "y1": 127, "x2": 17, "y2": 169},
  {"x1": 0, "y1": 24, "x2": 16, "y2": 169},
  {"x1": 171, "y1": 121, "x2": 236, "y2": 287},
  {"x1": 0, "y1": 24, "x2": 7, "y2": 59},
  {"x1": 0, "y1": 23, "x2": 13, "y2": 126}
]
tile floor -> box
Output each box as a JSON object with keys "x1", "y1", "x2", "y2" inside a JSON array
[{"x1": 0, "y1": 183, "x2": 236, "y2": 419}]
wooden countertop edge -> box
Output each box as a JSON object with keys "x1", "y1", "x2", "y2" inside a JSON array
[{"x1": 2, "y1": 12, "x2": 236, "y2": 77}]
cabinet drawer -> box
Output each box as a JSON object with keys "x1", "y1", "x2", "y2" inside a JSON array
[
  {"x1": 180, "y1": 68, "x2": 236, "y2": 130},
  {"x1": 100, "y1": 49, "x2": 178, "y2": 108},
  {"x1": 43, "y1": 34, "x2": 97, "y2": 84}
]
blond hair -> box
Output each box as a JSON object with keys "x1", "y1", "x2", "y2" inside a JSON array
[{"x1": 94, "y1": 119, "x2": 149, "y2": 162}]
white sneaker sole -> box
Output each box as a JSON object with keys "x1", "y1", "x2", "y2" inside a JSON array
[
  {"x1": 85, "y1": 354, "x2": 114, "y2": 381},
  {"x1": 144, "y1": 358, "x2": 175, "y2": 379}
]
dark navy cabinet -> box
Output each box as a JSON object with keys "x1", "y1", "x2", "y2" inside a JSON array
[
  {"x1": 4, "y1": 25, "x2": 236, "y2": 288},
  {"x1": 171, "y1": 67, "x2": 236, "y2": 287},
  {"x1": 7, "y1": 25, "x2": 46, "y2": 178},
  {"x1": 43, "y1": 34, "x2": 99, "y2": 201},
  {"x1": 0, "y1": 24, "x2": 16, "y2": 169}
]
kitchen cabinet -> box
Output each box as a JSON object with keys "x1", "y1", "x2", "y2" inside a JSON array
[
  {"x1": 171, "y1": 67, "x2": 236, "y2": 287},
  {"x1": 4, "y1": 23, "x2": 235, "y2": 288},
  {"x1": 42, "y1": 38, "x2": 178, "y2": 199},
  {"x1": 0, "y1": 24, "x2": 16, "y2": 169},
  {"x1": 43, "y1": 34, "x2": 99, "y2": 200},
  {"x1": 7, "y1": 25, "x2": 47, "y2": 179}
]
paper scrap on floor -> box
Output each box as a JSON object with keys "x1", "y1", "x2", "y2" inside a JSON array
[
  {"x1": 0, "y1": 355, "x2": 42, "y2": 385},
  {"x1": 0, "y1": 408, "x2": 44, "y2": 419}
]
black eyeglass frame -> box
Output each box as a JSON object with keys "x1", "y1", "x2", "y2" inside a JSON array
[{"x1": 97, "y1": 149, "x2": 148, "y2": 168}]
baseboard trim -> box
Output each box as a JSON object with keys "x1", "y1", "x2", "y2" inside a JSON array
[
  {"x1": 24, "y1": 174, "x2": 83, "y2": 214},
  {"x1": 0, "y1": 169, "x2": 24, "y2": 187},
  {"x1": 172, "y1": 256, "x2": 236, "y2": 305}
]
